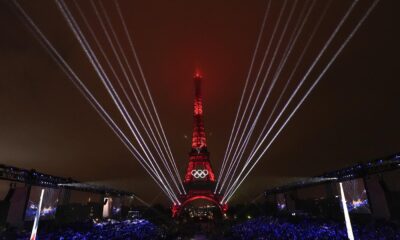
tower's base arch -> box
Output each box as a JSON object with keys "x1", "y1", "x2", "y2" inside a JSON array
[{"x1": 172, "y1": 194, "x2": 228, "y2": 218}]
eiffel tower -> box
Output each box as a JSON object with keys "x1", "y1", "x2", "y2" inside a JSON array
[{"x1": 172, "y1": 72, "x2": 227, "y2": 218}]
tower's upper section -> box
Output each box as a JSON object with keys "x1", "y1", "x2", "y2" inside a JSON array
[
  {"x1": 184, "y1": 72, "x2": 215, "y2": 185},
  {"x1": 191, "y1": 73, "x2": 207, "y2": 150}
]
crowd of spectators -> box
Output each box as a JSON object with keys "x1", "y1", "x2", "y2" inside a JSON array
[
  {"x1": 2, "y1": 214, "x2": 400, "y2": 239},
  {"x1": 13, "y1": 219, "x2": 164, "y2": 240},
  {"x1": 228, "y1": 216, "x2": 400, "y2": 240}
]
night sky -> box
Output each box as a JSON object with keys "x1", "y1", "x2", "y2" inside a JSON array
[{"x1": 0, "y1": 0, "x2": 398, "y2": 205}]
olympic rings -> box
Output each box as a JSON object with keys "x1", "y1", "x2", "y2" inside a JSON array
[{"x1": 191, "y1": 169, "x2": 209, "y2": 179}]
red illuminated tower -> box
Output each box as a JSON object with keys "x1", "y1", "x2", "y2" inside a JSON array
[
  {"x1": 183, "y1": 73, "x2": 216, "y2": 186},
  {"x1": 172, "y1": 72, "x2": 227, "y2": 217}
]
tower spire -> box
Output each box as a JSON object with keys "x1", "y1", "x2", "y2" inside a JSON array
[{"x1": 192, "y1": 73, "x2": 207, "y2": 149}]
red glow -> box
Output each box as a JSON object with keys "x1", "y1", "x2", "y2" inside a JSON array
[
  {"x1": 171, "y1": 204, "x2": 179, "y2": 217},
  {"x1": 194, "y1": 70, "x2": 202, "y2": 78},
  {"x1": 185, "y1": 72, "x2": 215, "y2": 183},
  {"x1": 194, "y1": 99, "x2": 203, "y2": 116},
  {"x1": 174, "y1": 73, "x2": 225, "y2": 217},
  {"x1": 182, "y1": 195, "x2": 221, "y2": 209},
  {"x1": 204, "y1": 163, "x2": 216, "y2": 181},
  {"x1": 172, "y1": 195, "x2": 227, "y2": 217},
  {"x1": 191, "y1": 73, "x2": 206, "y2": 148}
]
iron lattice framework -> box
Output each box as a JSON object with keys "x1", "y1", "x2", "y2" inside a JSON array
[{"x1": 172, "y1": 73, "x2": 227, "y2": 217}]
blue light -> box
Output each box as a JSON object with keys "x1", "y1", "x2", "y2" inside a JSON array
[{"x1": 25, "y1": 219, "x2": 162, "y2": 239}]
